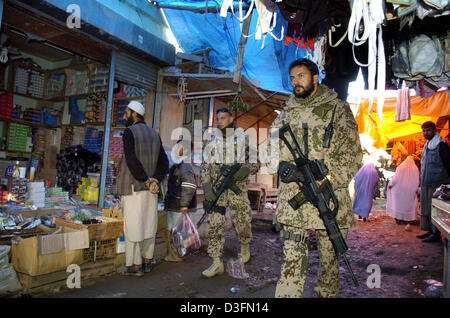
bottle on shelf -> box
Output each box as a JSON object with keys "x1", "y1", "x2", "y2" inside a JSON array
[{"x1": 12, "y1": 161, "x2": 20, "y2": 178}]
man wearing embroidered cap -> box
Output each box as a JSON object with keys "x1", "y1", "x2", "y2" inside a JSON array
[
  {"x1": 116, "y1": 100, "x2": 169, "y2": 276},
  {"x1": 266, "y1": 58, "x2": 362, "y2": 297}
]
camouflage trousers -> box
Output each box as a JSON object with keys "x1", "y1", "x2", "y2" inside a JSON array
[
  {"x1": 207, "y1": 190, "x2": 253, "y2": 258},
  {"x1": 275, "y1": 226, "x2": 348, "y2": 298}
]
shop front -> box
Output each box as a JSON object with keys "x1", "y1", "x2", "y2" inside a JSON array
[{"x1": 0, "y1": 0, "x2": 175, "y2": 296}]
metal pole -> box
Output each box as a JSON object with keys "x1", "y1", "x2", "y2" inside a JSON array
[
  {"x1": 0, "y1": 0, "x2": 4, "y2": 26},
  {"x1": 153, "y1": 70, "x2": 162, "y2": 129},
  {"x1": 98, "y1": 50, "x2": 116, "y2": 209}
]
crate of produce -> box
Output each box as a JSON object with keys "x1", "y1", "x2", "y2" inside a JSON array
[
  {"x1": 55, "y1": 216, "x2": 123, "y2": 241},
  {"x1": 82, "y1": 238, "x2": 116, "y2": 262}
]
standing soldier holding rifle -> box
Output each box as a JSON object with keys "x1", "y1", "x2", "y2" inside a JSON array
[
  {"x1": 200, "y1": 107, "x2": 260, "y2": 278},
  {"x1": 266, "y1": 58, "x2": 363, "y2": 297}
]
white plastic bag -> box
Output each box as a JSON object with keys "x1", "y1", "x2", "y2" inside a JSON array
[
  {"x1": 226, "y1": 255, "x2": 250, "y2": 279},
  {"x1": 0, "y1": 245, "x2": 22, "y2": 296},
  {"x1": 171, "y1": 214, "x2": 201, "y2": 257}
]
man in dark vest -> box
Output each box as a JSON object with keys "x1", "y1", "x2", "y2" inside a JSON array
[
  {"x1": 417, "y1": 121, "x2": 450, "y2": 243},
  {"x1": 117, "y1": 101, "x2": 169, "y2": 276}
]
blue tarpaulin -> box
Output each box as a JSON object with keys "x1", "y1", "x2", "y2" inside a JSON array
[{"x1": 155, "y1": 1, "x2": 318, "y2": 93}]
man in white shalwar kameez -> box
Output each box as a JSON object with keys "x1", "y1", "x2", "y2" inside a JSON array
[
  {"x1": 386, "y1": 156, "x2": 420, "y2": 225},
  {"x1": 116, "y1": 101, "x2": 169, "y2": 276}
]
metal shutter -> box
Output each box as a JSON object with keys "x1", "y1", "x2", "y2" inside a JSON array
[{"x1": 115, "y1": 52, "x2": 158, "y2": 90}]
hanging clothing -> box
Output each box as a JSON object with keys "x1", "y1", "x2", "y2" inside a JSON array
[
  {"x1": 123, "y1": 187, "x2": 159, "y2": 266},
  {"x1": 348, "y1": 0, "x2": 386, "y2": 124},
  {"x1": 386, "y1": 157, "x2": 420, "y2": 222},
  {"x1": 283, "y1": 22, "x2": 316, "y2": 49},
  {"x1": 352, "y1": 163, "x2": 379, "y2": 218},
  {"x1": 394, "y1": 83, "x2": 411, "y2": 122}
]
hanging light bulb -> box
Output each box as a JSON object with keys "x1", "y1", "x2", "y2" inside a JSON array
[{"x1": 0, "y1": 47, "x2": 8, "y2": 63}]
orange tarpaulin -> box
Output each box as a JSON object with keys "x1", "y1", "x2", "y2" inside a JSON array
[{"x1": 354, "y1": 90, "x2": 450, "y2": 148}]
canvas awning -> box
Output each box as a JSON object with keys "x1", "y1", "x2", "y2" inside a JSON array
[{"x1": 354, "y1": 90, "x2": 450, "y2": 148}]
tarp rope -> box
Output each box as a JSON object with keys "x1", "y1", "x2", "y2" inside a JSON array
[{"x1": 348, "y1": 0, "x2": 386, "y2": 125}]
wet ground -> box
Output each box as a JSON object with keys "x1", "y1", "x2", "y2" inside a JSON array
[{"x1": 46, "y1": 199, "x2": 444, "y2": 298}]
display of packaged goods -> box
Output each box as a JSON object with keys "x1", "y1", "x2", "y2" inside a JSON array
[
  {"x1": 65, "y1": 69, "x2": 89, "y2": 96},
  {"x1": 45, "y1": 73, "x2": 65, "y2": 98},
  {"x1": 0, "y1": 92, "x2": 13, "y2": 120},
  {"x1": 89, "y1": 65, "x2": 109, "y2": 93}
]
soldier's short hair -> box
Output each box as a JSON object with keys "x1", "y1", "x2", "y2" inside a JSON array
[
  {"x1": 289, "y1": 58, "x2": 319, "y2": 77},
  {"x1": 216, "y1": 107, "x2": 233, "y2": 116},
  {"x1": 421, "y1": 121, "x2": 436, "y2": 130}
]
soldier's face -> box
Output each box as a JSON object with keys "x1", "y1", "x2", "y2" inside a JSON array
[
  {"x1": 290, "y1": 65, "x2": 318, "y2": 98},
  {"x1": 216, "y1": 111, "x2": 233, "y2": 130}
]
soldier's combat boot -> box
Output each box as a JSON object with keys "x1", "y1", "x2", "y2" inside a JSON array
[
  {"x1": 241, "y1": 244, "x2": 250, "y2": 263},
  {"x1": 201, "y1": 257, "x2": 224, "y2": 278}
]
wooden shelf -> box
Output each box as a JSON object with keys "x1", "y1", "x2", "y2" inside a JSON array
[
  {"x1": 12, "y1": 92, "x2": 45, "y2": 101},
  {"x1": 47, "y1": 61, "x2": 100, "y2": 74},
  {"x1": 45, "y1": 93, "x2": 89, "y2": 102},
  {"x1": 61, "y1": 122, "x2": 105, "y2": 127},
  {"x1": 113, "y1": 96, "x2": 146, "y2": 101},
  {"x1": 6, "y1": 90, "x2": 89, "y2": 102},
  {"x1": 1, "y1": 119, "x2": 59, "y2": 129}
]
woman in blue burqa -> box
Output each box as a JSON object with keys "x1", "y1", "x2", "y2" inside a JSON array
[{"x1": 352, "y1": 163, "x2": 380, "y2": 222}]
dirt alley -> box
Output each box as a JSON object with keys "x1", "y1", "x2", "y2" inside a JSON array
[{"x1": 46, "y1": 199, "x2": 444, "y2": 298}]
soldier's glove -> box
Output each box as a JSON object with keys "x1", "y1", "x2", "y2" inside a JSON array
[
  {"x1": 278, "y1": 161, "x2": 305, "y2": 184},
  {"x1": 233, "y1": 166, "x2": 250, "y2": 181},
  {"x1": 202, "y1": 183, "x2": 216, "y2": 201}
]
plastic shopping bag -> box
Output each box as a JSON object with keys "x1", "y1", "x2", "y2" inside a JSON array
[
  {"x1": 226, "y1": 255, "x2": 250, "y2": 279},
  {"x1": 171, "y1": 214, "x2": 201, "y2": 257},
  {"x1": 0, "y1": 245, "x2": 22, "y2": 296}
]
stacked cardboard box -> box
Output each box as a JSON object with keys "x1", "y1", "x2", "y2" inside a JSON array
[
  {"x1": 8, "y1": 123, "x2": 30, "y2": 152},
  {"x1": 0, "y1": 92, "x2": 13, "y2": 121}
]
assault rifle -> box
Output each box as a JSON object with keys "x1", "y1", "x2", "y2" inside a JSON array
[
  {"x1": 197, "y1": 163, "x2": 243, "y2": 228},
  {"x1": 278, "y1": 123, "x2": 359, "y2": 287}
]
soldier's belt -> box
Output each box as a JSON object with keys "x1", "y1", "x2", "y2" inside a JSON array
[{"x1": 279, "y1": 225, "x2": 308, "y2": 243}]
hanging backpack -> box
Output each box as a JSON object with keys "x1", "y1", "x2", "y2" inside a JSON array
[
  {"x1": 409, "y1": 34, "x2": 444, "y2": 78},
  {"x1": 391, "y1": 40, "x2": 411, "y2": 79}
]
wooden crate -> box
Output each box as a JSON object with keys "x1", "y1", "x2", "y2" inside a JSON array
[
  {"x1": 102, "y1": 207, "x2": 122, "y2": 219},
  {"x1": 83, "y1": 239, "x2": 116, "y2": 262},
  {"x1": 55, "y1": 216, "x2": 123, "y2": 241},
  {"x1": 16, "y1": 258, "x2": 115, "y2": 296},
  {"x1": 265, "y1": 188, "x2": 278, "y2": 204}
]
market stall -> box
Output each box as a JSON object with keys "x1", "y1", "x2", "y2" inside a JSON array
[
  {"x1": 0, "y1": 4, "x2": 156, "y2": 297},
  {"x1": 432, "y1": 198, "x2": 450, "y2": 298}
]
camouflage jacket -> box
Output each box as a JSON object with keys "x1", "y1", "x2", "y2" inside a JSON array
[
  {"x1": 268, "y1": 85, "x2": 362, "y2": 230},
  {"x1": 200, "y1": 125, "x2": 260, "y2": 206}
]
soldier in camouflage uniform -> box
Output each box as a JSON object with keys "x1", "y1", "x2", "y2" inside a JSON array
[
  {"x1": 266, "y1": 58, "x2": 362, "y2": 297},
  {"x1": 201, "y1": 107, "x2": 260, "y2": 278}
]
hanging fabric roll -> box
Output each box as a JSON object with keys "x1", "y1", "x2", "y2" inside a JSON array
[
  {"x1": 348, "y1": 0, "x2": 386, "y2": 125},
  {"x1": 254, "y1": 0, "x2": 284, "y2": 49},
  {"x1": 394, "y1": 81, "x2": 411, "y2": 122}
]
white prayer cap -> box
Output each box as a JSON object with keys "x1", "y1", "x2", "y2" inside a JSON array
[{"x1": 127, "y1": 100, "x2": 145, "y2": 116}]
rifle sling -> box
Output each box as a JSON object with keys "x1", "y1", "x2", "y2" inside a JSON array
[{"x1": 302, "y1": 122, "x2": 309, "y2": 158}]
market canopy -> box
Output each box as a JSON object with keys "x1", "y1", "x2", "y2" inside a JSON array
[
  {"x1": 354, "y1": 90, "x2": 450, "y2": 149},
  {"x1": 151, "y1": 0, "x2": 316, "y2": 93}
]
